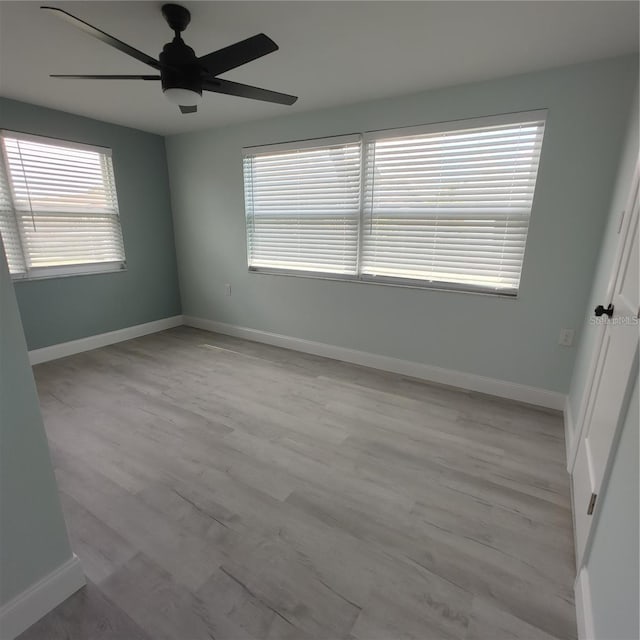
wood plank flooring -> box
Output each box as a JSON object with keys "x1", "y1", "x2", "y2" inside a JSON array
[{"x1": 19, "y1": 327, "x2": 577, "y2": 640}]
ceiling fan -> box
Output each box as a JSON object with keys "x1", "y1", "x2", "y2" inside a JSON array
[{"x1": 41, "y1": 4, "x2": 298, "y2": 114}]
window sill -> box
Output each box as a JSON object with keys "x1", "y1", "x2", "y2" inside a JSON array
[
  {"x1": 11, "y1": 262, "x2": 127, "y2": 283},
  {"x1": 248, "y1": 267, "x2": 520, "y2": 298}
]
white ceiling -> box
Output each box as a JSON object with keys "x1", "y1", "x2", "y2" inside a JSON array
[{"x1": 0, "y1": 1, "x2": 638, "y2": 136}]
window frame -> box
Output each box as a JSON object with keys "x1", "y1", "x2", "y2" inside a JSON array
[
  {"x1": 243, "y1": 110, "x2": 547, "y2": 297},
  {"x1": 0, "y1": 129, "x2": 127, "y2": 281}
]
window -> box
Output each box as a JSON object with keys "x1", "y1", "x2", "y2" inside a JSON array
[
  {"x1": 243, "y1": 135, "x2": 362, "y2": 276},
  {"x1": 243, "y1": 112, "x2": 546, "y2": 295},
  {"x1": 0, "y1": 131, "x2": 126, "y2": 279}
]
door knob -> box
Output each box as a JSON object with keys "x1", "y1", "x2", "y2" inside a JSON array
[{"x1": 594, "y1": 303, "x2": 614, "y2": 317}]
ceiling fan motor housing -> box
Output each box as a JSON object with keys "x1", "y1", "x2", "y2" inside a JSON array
[{"x1": 159, "y1": 39, "x2": 202, "y2": 96}]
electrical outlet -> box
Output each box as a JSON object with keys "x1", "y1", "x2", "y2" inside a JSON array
[
  {"x1": 224, "y1": 284, "x2": 231, "y2": 296},
  {"x1": 558, "y1": 328, "x2": 574, "y2": 347}
]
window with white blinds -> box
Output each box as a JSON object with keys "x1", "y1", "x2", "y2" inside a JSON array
[
  {"x1": 361, "y1": 114, "x2": 545, "y2": 293},
  {"x1": 0, "y1": 131, "x2": 126, "y2": 279},
  {"x1": 243, "y1": 135, "x2": 361, "y2": 276},
  {"x1": 243, "y1": 111, "x2": 546, "y2": 295}
]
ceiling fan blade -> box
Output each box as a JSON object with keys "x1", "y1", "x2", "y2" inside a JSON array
[
  {"x1": 203, "y1": 78, "x2": 297, "y2": 105},
  {"x1": 50, "y1": 74, "x2": 161, "y2": 80},
  {"x1": 41, "y1": 6, "x2": 161, "y2": 70},
  {"x1": 179, "y1": 105, "x2": 198, "y2": 114},
  {"x1": 198, "y1": 34, "x2": 278, "y2": 76}
]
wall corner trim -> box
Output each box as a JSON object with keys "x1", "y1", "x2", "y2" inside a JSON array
[
  {"x1": 28, "y1": 315, "x2": 184, "y2": 365},
  {"x1": 564, "y1": 398, "x2": 575, "y2": 472},
  {"x1": 0, "y1": 554, "x2": 85, "y2": 640},
  {"x1": 183, "y1": 316, "x2": 566, "y2": 410},
  {"x1": 574, "y1": 567, "x2": 595, "y2": 640}
]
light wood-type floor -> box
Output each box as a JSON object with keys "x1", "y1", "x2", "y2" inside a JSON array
[{"x1": 20, "y1": 327, "x2": 577, "y2": 640}]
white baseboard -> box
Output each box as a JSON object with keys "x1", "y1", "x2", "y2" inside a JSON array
[
  {"x1": 183, "y1": 316, "x2": 566, "y2": 410},
  {"x1": 28, "y1": 315, "x2": 184, "y2": 365},
  {"x1": 0, "y1": 555, "x2": 85, "y2": 640},
  {"x1": 575, "y1": 567, "x2": 595, "y2": 640}
]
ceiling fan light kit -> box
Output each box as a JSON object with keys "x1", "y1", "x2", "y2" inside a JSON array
[
  {"x1": 163, "y1": 88, "x2": 202, "y2": 107},
  {"x1": 41, "y1": 3, "x2": 298, "y2": 115}
]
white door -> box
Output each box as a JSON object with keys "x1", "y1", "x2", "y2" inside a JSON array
[{"x1": 572, "y1": 176, "x2": 639, "y2": 565}]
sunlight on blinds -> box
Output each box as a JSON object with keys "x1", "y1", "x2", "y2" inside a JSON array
[
  {"x1": 361, "y1": 118, "x2": 545, "y2": 292},
  {"x1": 0, "y1": 133, "x2": 125, "y2": 274},
  {"x1": 244, "y1": 137, "x2": 361, "y2": 275}
]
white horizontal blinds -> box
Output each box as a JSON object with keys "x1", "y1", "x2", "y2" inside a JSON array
[
  {"x1": 244, "y1": 137, "x2": 361, "y2": 275},
  {"x1": 1, "y1": 134, "x2": 125, "y2": 270},
  {"x1": 362, "y1": 116, "x2": 546, "y2": 292},
  {"x1": 0, "y1": 150, "x2": 25, "y2": 274}
]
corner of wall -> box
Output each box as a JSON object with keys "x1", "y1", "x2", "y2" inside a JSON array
[
  {"x1": 0, "y1": 556, "x2": 85, "y2": 640},
  {"x1": 0, "y1": 244, "x2": 85, "y2": 638}
]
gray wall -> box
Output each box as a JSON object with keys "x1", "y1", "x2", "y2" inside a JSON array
[
  {"x1": 586, "y1": 372, "x2": 639, "y2": 640},
  {"x1": 567, "y1": 80, "x2": 639, "y2": 421},
  {"x1": 0, "y1": 243, "x2": 73, "y2": 606},
  {"x1": 0, "y1": 98, "x2": 182, "y2": 350},
  {"x1": 166, "y1": 55, "x2": 637, "y2": 394}
]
